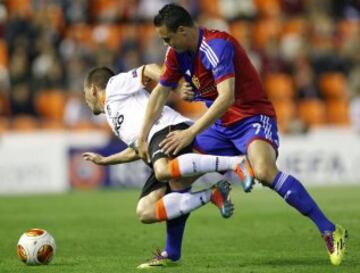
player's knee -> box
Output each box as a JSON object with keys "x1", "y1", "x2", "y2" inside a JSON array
[
  {"x1": 252, "y1": 161, "x2": 277, "y2": 185},
  {"x1": 154, "y1": 164, "x2": 171, "y2": 182},
  {"x1": 136, "y1": 202, "x2": 154, "y2": 224}
]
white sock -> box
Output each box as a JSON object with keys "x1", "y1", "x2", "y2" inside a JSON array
[
  {"x1": 171, "y1": 153, "x2": 243, "y2": 177},
  {"x1": 156, "y1": 190, "x2": 211, "y2": 220}
]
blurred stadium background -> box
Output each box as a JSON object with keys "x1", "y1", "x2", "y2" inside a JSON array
[
  {"x1": 1, "y1": 1, "x2": 360, "y2": 272},
  {"x1": 0, "y1": 0, "x2": 359, "y2": 193}
]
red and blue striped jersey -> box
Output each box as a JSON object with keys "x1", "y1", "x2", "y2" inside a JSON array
[{"x1": 160, "y1": 28, "x2": 276, "y2": 126}]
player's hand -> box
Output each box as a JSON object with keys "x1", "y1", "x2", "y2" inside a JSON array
[
  {"x1": 138, "y1": 138, "x2": 151, "y2": 164},
  {"x1": 82, "y1": 152, "x2": 106, "y2": 165},
  {"x1": 178, "y1": 82, "x2": 195, "y2": 101},
  {"x1": 160, "y1": 129, "x2": 195, "y2": 156}
]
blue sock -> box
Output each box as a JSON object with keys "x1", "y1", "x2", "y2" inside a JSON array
[
  {"x1": 272, "y1": 172, "x2": 335, "y2": 234},
  {"x1": 165, "y1": 187, "x2": 191, "y2": 261}
]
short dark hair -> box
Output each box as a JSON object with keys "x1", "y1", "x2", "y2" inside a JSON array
[
  {"x1": 85, "y1": 67, "x2": 115, "y2": 89},
  {"x1": 154, "y1": 4, "x2": 194, "y2": 32}
]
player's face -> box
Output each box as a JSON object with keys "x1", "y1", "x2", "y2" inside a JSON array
[
  {"x1": 156, "y1": 25, "x2": 188, "y2": 52},
  {"x1": 84, "y1": 84, "x2": 102, "y2": 115}
]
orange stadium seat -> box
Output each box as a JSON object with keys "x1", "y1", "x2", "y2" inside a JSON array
[
  {"x1": 229, "y1": 21, "x2": 251, "y2": 44},
  {"x1": 199, "y1": 0, "x2": 220, "y2": 17},
  {"x1": 272, "y1": 99, "x2": 296, "y2": 133},
  {"x1": 264, "y1": 73, "x2": 295, "y2": 101},
  {"x1": 297, "y1": 99, "x2": 326, "y2": 127},
  {"x1": 5, "y1": 0, "x2": 32, "y2": 15},
  {"x1": 319, "y1": 72, "x2": 348, "y2": 99},
  {"x1": 252, "y1": 18, "x2": 281, "y2": 49},
  {"x1": 0, "y1": 40, "x2": 8, "y2": 66},
  {"x1": 47, "y1": 4, "x2": 65, "y2": 33},
  {"x1": 40, "y1": 119, "x2": 65, "y2": 130},
  {"x1": 11, "y1": 115, "x2": 39, "y2": 131},
  {"x1": 138, "y1": 23, "x2": 155, "y2": 48},
  {"x1": 326, "y1": 99, "x2": 350, "y2": 125},
  {"x1": 337, "y1": 20, "x2": 359, "y2": 39},
  {"x1": 0, "y1": 117, "x2": 9, "y2": 133},
  {"x1": 0, "y1": 93, "x2": 10, "y2": 116},
  {"x1": 92, "y1": 24, "x2": 123, "y2": 50},
  {"x1": 281, "y1": 17, "x2": 307, "y2": 36},
  {"x1": 66, "y1": 24, "x2": 94, "y2": 48},
  {"x1": 35, "y1": 90, "x2": 67, "y2": 122},
  {"x1": 90, "y1": 0, "x2": 120, "y2": 20},
  {"x1": 255, "y1": 0, "x2": 281, "y2": 18}
]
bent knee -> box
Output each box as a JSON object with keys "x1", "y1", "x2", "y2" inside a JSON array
[
  {"x1": 252, "y1": 162, "x2": 278, "y2": 185},
  {"x1": 154, "y1": 164, "x2": 171, "y2": 181},
  {"x1": 136, "y1": 206, "x2": 154, "y2": 224},
  {"x1": 136, "y1": 201, "x2": 156, "y2": 224}
]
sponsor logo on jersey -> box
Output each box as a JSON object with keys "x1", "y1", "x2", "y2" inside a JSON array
[{"x1": 111, "y1": 113, "x2": 124, "y2": 136}]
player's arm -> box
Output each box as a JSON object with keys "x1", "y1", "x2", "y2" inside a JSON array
[
  {"x1": 138, "y1": 83, "x2": 171, "y2": 162},
  {"x1": 160, "y1": 78, "x2": 235, "y2": 155},
  {"x1": 190, "y1": 77, "x2": 235, "y2": 134},
  {"x1": 82, "y1": 147, "x2": 139, "y2": 165},
  {"x1": 143, "y1": 64, "x2": 162, "y2": 82}
]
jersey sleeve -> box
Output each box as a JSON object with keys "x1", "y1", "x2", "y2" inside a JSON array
[
  {"x1": 106, "y1": 66, "x2": 145, "y2": 98},
  {"x1": 159, "y1": 48, "x2": 182, "y2": 88},
  {"x1": 206, "y1": 39, "x2": 235, "y2": 84}
]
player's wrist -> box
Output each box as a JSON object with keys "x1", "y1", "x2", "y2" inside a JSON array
[{"x1": 187, "y1": 127, "x2": 198, "y2": 138}]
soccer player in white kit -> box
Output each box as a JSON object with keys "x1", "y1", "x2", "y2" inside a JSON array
[{"x1": 82, "y1": 64, "x2": 251, "y2": 268}]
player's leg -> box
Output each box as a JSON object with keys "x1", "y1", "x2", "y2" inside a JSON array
[
  {"x1": 148, "y1": 123, "x2": 234, "y2": 219},
  {"x1": 136, "y1": 176, "x2": 188, "y2": 268},
  {"x1": 154, "y1": 153, "x2": 244, "y2": 181},
  {"x1": 246, "y1": 136, "x2": 346, "y2": 265},
  {"x1": 149, "y1": 123, "x2": 244, "y2": 182},
  {"x1": 136, "y1": 173, "x2": 233, "y2": 222},
  {"x1": 157, "y1": 176, "x2": 234, "y2": 220},
  {"x1": 136, "y1": 176, "x2": 232, "y2": 268},
  {"x1": 192, "y1": 123, "x2": 255, "y2": 192}
]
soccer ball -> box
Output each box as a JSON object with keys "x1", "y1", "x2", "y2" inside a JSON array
[{"x1": 17, "y1": 228, "x2": 56, "y2": 265}]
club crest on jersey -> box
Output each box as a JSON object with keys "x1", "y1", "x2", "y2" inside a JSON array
[
  {"x1": 192, "y1": 75, "x2": 200, "y2": 89},
  {"x1": 132, "y1": 69, "x2": 137, "y2": 78}
]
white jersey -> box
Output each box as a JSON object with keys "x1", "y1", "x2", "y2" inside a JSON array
[{"x1": 104, "y1": 66, "x2": 193, "y2": 148}]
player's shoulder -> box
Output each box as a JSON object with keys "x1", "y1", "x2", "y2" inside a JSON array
[
  {"x1": 199, "y1": 28, "x2": 236, "y2": 67},
  {"x1": 201, "y1": 28, "x2": 236, "y2": 54},
  {"x1": 202, "y1": 28, "x2": 234, "y2": 43},
  {"x1": 106, "y1": 66, "x2": 143, "y2": 98}
]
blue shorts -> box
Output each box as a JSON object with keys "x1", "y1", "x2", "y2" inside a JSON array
[{"x1": 193, "y1": 115, "x2": 279, "y2": 156}]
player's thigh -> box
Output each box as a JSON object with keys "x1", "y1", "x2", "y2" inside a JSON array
[
  {"x1": 193, "y1": 125, "x2": 238, "y2": 156},
  {"x1": 169, "y1": 176, "x2": 199, "y2": 191},
  {"x1": 229, "y1": 115, "x2": 280, "y2": 156},
  {"x1": 150, "y1": 123, "x2": 193, "y2": 181},
  {"x1": 229, "y1": 115, "x2": 280, "y2": 184}
]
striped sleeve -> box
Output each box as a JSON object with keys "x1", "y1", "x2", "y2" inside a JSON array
[{"x1": 200, "y1": 39, "x2": 235, "y2": 84}]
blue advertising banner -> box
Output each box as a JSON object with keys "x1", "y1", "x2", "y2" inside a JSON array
[{"x1": 68, "y1": 140, "x2": 152, "y2": 189}]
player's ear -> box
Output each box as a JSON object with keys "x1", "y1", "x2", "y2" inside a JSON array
[
  {"x1": 91, "y1": 84, "x2": 97, "y2": 96},
  {"x1": 177, "y1": 26, "x2": 186, "y2": 35}
]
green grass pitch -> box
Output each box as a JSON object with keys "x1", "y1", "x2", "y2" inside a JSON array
[{"x1": 0, "y1": 186, "x2": 359, "y2": 273}]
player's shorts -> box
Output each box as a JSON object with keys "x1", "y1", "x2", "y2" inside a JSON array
[
  {"x1": 148, "y1": 122, "x2": 193, "y2": 163},
  {"x1": 140, "y1": 122, "x2": 193, "y2": 199},
  {"x1": 139, "y1": 172, "x2": 171, "y2": 199},
  {"x1": 193, "y1": 115, "x2": 279, "y2": 156}
]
